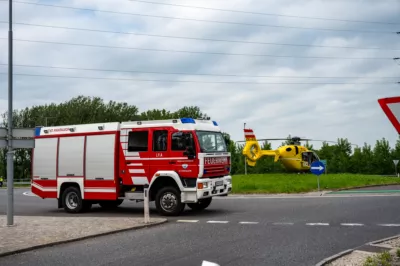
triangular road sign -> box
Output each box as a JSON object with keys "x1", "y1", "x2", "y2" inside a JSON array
[{"x1": 378, "y1": 97, "x2": 400, "y2": 134}]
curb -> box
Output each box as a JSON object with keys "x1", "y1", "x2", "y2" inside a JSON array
[
  {"x1": 315, "y1": 249, "x2": 354, "y2": 266},
  {"x1": 0, "y1": 219, "x2": 168, "y2": 258},
  {"x1": 368, "y1": 234, "x2": 400, "y2": 245},
  {"x1": 330, "y1": 183, "x2": 400, "y2": 192},
  {"x1": 315, "y1": 234, "x2": 400, "y2": 266}
]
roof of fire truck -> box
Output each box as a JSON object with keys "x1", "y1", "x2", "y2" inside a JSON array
[{"x1": 34, "y1": 118, "x2": 222, "y2": 136}]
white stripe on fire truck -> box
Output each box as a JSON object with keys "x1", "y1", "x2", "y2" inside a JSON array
[
  {"x1": 84, "y1": 188, "x2": 116, "y2": 193},
  {"x1": 31, "y1": 182, "x2": 57, "y2": 192},
  {"x1": 125, "y1": 157, "x2": 188, "y2": 160},
  {"x1": 128, "y1": 163, "x2": 143, "y2": 166},
  {"x1": 131, "y1": 176, "x2": 149, "y2": 185},
  {"x1": 123, "y1": 151, "x2": 139, "y2": 156},
  {"x1": 129, "y1": 169, "x2": 145, "y2": 174}
]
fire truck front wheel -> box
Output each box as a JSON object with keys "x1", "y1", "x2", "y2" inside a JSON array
[
  {"x1": 155, "y1": 186, "x2": 185, "y2": 216},
  {"x1": 62, "y1": 186, "x2": 89, "y2": 213}
]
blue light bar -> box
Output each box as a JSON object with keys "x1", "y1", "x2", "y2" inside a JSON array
[
  {"x1": 34, "y1": 126, "x2": 42, "y2": 137},
  {"x1": 212, "y1": 121, "x2": 218, "y2": 126},
  {"x1": 181, "y1": 118, "x2": 196, "y2": 124}
]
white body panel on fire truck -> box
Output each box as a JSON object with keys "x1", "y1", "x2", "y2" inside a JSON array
[{"x1": 31, "y1": 118, "x2": 232, "y2": 216}]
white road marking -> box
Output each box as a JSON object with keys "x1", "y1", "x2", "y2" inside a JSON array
[
  {"x1": 175, "y1": 220, "x2": 400, "y2": 228},
  {"x1": 306, "y1": 223, "x2": 330, "y2": 226},
  {"x1": 377, "y1": 224, "x2": 400, "y2": 227},
  {"x1": 22, "y1": 191, "x2": 37, "y2": 197},
  {"x1": 202, "y1": 261, "x2": 220, "y2": 266},
  {"x1": 341, "y1": 223, "x2": 364, "y2": 226},
  {"x1": 272, "y1": 222, "x2": 294, "y2": 225}
]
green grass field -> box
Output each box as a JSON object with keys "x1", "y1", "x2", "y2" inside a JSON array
[{"x1": 232, "y1": 173, "x2": 400, "y2": 194}]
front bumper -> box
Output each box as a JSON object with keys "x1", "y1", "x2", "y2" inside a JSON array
[
  {"x1": 197, "y1": 175, "x2": 232, "y2": 199},
  {"x1": 181, "y1": 175, "x2": 232, "y2": 203}
]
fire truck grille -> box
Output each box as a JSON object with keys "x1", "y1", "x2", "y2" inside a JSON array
[{"x1": 204, "y1": 166, "x2": 226, "y2": 173}]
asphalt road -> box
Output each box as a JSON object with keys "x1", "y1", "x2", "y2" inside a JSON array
[{"x1": 1, "y1": 189, "x2": 400, "y2": 266}]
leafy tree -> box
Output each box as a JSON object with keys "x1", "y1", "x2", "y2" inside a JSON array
[{"x1": 1, "y1": 95, "x2": 399, "y2": 178}]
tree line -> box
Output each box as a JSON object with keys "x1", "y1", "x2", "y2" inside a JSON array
[{"x1": 0, "y1": 96, "x2": 398, "y2": 179}]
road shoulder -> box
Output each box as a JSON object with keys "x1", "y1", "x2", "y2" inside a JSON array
[{"x1": 0, "y1": 215, "x2": 167, "y2": 258}]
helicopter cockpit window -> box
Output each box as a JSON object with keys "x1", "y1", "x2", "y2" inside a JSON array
[
  {"x1": 302, "y1": 153, "x2": 308, "y2": 162},
  {"x1": 311, "y1": 152, "x2": 320, "y2": 162}
]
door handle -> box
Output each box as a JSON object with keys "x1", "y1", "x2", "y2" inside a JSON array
[{"x1": 169, "y1": 161, "x2": 176, "y2": 164}]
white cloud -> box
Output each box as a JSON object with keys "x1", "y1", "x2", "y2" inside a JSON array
[{"x1": 0, "y1": 0, "x2": 399, "y2": 150}]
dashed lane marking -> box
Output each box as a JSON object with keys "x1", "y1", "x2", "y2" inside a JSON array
[
  {"x1": 239, "y1": 221, "x2": 259, "y2": 224},
  {"x1": 175, "y1": 221, "x2": 400, "y2": 227},
  {"x1": 341, "y1": 223, "x2": 364, "y2": 226},
  {"x1": 306, "y1": 223, "x2": 330, "y2": 226},
  {"x1": 272, "y1": 222, "x2": 294, "y2": 225},
  {"x1": 377, "y1": 224, "x2": 400, "y2": 227}
]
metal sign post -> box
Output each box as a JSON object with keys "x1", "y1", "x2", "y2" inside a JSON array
[
  {"x1": 143, "y1": 184, "x2": 150, "y2": 223},
  {"x1": 394, "y1": 160, "x2": 399, "y2": 177},
  {"x1": 0, "y1": 127, "x2": 35, "y2": 226},
  {"x1": 244, "y1": 122, "x2": 247, "y2": 175}
]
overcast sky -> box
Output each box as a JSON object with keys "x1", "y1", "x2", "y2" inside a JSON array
[{"x1": 0, "y1": 0, "x2": 399, "y2": 150}]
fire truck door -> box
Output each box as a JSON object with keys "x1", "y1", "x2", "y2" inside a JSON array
[
  {"x1": 125, "y1": 128, "x2": 150, "y2": 186},
  {"x1": 169, "y1": 130, "x2": 196, "y2": 178},
  {"x1": 149, "y1": 128, "x2": 171, "y2": 175}
]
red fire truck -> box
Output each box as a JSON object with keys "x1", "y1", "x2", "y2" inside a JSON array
[{"x1": 31, "y1": 118, "x2": 232, "y2": 216}]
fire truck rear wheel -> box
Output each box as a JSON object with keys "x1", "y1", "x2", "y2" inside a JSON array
[
  {"x1": 187, "y1": 197, "x2": 212, "y2": 211},
  {"x1": 62, "y1": 186, "x2": 85, "y2": 213},
  {"x1": 155, "y1": 186, "x2": 185, "y2": 216}
]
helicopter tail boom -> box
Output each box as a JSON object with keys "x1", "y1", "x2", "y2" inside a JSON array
[{"x1": 242, "y1": 128, "x2": 280, "y2": 166}]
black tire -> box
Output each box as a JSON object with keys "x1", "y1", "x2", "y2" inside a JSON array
[
  {"x1": 99, "y1": 199, "x2": 124, "y2": 209},
  {"x1": 155, "y1": 186, "x2": 185, "y2": 216},
  {"x1": 62, "y1": 186, "x2": 84, "y2": 213},
  {"x1": 187, "y1": 197, "x2": 212, "y2": 211}
]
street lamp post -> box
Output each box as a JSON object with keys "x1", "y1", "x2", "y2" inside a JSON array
[{"x1": 6, "y1": 0, "x2": 14, "y2": 226}]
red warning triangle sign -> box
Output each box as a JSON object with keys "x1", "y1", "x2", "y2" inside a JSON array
[{"x1": 378, "y1": 97, "x2": 400, "y2": 134}]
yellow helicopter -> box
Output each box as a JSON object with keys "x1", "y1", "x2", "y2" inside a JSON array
[{"x1": 240, "y1": 128, "x2": 325, "y2": 172}]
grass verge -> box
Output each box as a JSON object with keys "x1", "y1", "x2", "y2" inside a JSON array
[
  {"x1": 232, "y1": 173, "x2": 400, "y2": 194},
  {"x1": 363, "y1": 250, "x2": 400, "y2": 266}
]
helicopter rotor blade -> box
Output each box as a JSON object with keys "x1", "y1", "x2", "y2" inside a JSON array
[{"x1": 305, "y1": 139, "x2": 359, "y2": 147}]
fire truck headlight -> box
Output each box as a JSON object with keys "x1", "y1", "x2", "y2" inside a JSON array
[{"x1": 197, "y1": 182, "x2": 208, "y2": 189}]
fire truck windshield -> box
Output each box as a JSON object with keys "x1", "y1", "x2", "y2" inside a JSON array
[{"x1": 196, "y1": 131, "x2": 227, "y2": 152}]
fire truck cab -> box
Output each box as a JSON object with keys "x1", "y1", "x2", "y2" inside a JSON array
[{"x1": 31, "y1": 118, "x2": 232, "y2": 216}]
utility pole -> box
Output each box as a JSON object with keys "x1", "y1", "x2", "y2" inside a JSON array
[
  {"x1": 7, "y1": 0, "x2": 14, "y2": 226},
  {"x1": 44, "y1": 116, "x2": 56, "y2": 126},
  {"x1": 244, "y1": 122, "x2": 247, "y2": 175}
]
